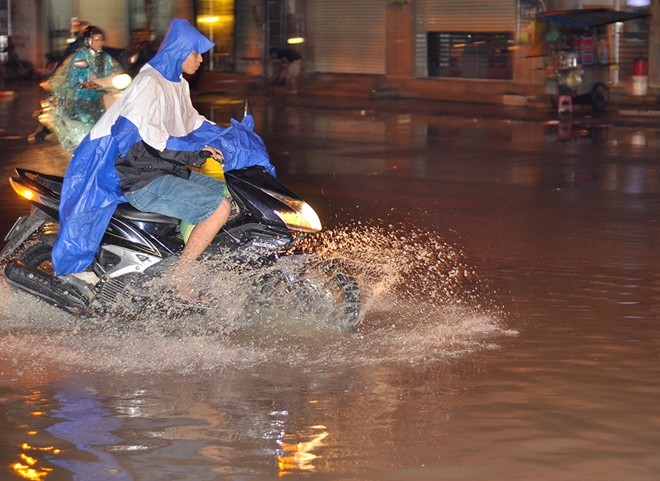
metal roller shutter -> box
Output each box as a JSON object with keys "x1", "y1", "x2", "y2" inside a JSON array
[
  {"x1": 422, "y1": 0, "x2": 516, "y2": 32},
  {"x1": 309, "y1": 0, "x2": 385, "y2": 74}
]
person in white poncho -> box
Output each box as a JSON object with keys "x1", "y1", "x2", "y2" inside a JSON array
[{"x1": 52, "y1": 19, "x2": 274, "y2": 277}]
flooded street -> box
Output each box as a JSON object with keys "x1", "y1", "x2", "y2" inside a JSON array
[{"x1": 1, "y1": 83, "x2": 659, "y2": 480}]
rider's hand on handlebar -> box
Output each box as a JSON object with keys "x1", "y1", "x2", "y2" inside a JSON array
[
  {"x1": 78, "y1": 81, "x2": 97, "y2": 89},
  {"x1": 201, "y1": 146, "x2": 224, "y2": 162}
]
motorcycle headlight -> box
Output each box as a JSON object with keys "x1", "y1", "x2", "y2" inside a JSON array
[
  {"x1": 111, "y1": 74, "x2": 132, "y2": 90},
  {"x1": 264, "y1": 189, "x2": 322, "y2": 233},
  {"x1": 10, "y1": 177, "x2": 36, "y2": 201}
]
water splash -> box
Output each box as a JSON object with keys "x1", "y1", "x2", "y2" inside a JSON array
[
  {"x1": 0, "y1": 224, "x2": 514, "y2": 374},
  {"x1": 299, "y1": 223, "x2": 503, "y2": 318}
]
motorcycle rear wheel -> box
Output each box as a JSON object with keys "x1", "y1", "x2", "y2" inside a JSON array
[
  {"x1": 17, "y1": 241, "x2": 55, "y2": 273},
  {"x1": 4, "y1": 241, "x2": 91, "y2": 314}
]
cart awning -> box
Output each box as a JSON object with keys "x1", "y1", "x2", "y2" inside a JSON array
[{"x1": 537, "y1": 8, "x2": 648, "y2": 30}]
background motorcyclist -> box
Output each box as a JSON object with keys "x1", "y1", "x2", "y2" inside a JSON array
[
  {"x1": 49, "y1": 25, "x2": 123, "y2": 127},
  {"x1": 29, "y1": 24, "x2": 154, "y2": 146}
]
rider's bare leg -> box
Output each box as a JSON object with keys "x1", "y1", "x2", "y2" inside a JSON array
[
  {"x1": 180, "y1": 197, "x2": 231, "y2": 262},
  {"x1": 166, "y1": 198, "x2": 231, "y2": 299}
]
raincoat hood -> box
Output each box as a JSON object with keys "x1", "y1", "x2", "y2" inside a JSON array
[{"x1": 148, "y1": 19, "x2": 214, "y2": 82}]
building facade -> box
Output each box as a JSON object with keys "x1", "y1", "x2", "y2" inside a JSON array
[{"x1": 4, "y1": 0, "x2": 658, "y2": 102}]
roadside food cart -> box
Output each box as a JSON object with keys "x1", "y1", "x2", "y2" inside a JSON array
[{"x1": 529, "y1": 8, "x2": 648, "y2": 112}]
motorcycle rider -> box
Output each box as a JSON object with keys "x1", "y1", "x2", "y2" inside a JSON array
[
  {"x1": 49, "y1": 25, "x2": 124, "y2": 127},
  {"x1": 52, "y1": 19, "x2": 274, "y2": 279}
]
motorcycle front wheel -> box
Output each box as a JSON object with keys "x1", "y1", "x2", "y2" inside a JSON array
[{"x1": 254, "y1": 254, "x2": 362, "y2": 332}]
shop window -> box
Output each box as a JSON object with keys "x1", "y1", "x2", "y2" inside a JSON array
[
  {"x1": 196, "y1": 0, "x2": 235, "y2": 71},
  {"x1": 427, "y1": 32, "x2": 513, "y2": 80}
]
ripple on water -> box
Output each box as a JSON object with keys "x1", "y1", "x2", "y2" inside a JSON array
[{"x1": 0, "y1": 224, "x2": 515, "y2": 374}]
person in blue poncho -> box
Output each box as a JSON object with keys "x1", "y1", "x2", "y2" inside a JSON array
[{"x1": 52, "y1": 19, "x2": 274, "y2": 277}]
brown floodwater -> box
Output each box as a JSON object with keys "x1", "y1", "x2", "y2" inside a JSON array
[{"x1": 1, "y1": 88, "x2": 659, "y2": 480}]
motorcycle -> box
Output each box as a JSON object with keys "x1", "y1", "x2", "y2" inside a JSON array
[{"x1": 0, "y1": 160, "x2": 362, "y2": 332}]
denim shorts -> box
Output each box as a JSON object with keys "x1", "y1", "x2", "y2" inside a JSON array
[{"x1": 124, "y1": 172, "x2": 228, "y2": 225}]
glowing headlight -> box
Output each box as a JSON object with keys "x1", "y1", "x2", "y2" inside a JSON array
[
  {"x1": 111, "y1": 74, "x2": 132, "y2": 90},
  {"x1": 264, "y1": 189, "x2": 322, "y2": 233},
  {"x1": 9, "y1": 178, "x2": 35, "y2": 201}
]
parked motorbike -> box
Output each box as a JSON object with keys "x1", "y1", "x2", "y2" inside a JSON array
[{"x1": 0, "y1": 162, "x2": 362, "y2": 331}]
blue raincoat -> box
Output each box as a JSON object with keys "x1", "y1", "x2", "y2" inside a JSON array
[{"x1": 52, "y1": 19, "x2": 274, "y2": 276}]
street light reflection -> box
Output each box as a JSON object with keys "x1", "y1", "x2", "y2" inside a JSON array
[
  {"x1": 277, "y1": 424, "x2": 329, "y2": 476},
  {"x1": 11, "y1": 443, "x2": 59, "y2": 480}
]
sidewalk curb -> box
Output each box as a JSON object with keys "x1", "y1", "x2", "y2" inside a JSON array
[{"x1": 618, "y1": 109, "x2": 660, "y2": 117}]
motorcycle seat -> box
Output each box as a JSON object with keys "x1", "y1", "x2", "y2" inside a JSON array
[{"x1": 114, "y1": 203, "x2": 180, "y2": 224}]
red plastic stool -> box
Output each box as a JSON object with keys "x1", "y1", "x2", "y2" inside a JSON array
[{"x1": 557, "y1": 95, "x2": 573, "y2": 114}]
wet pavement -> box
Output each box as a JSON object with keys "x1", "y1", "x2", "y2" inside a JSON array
[
  {"x1": 5, "y1": 78, "x2": 660, "y2": 139},
  {"x1": 0, "y1": 79, "x2": 659, "y2": 480}
]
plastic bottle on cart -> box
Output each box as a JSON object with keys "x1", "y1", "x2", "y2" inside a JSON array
[{"x1": 632, "y1": 56, "x2": 648, "y2": 96}]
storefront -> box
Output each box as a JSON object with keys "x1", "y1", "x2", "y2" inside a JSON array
[
  {"x1": 3, "y1": 0, "x2": 657, "y2": 103},
  {"x1": 420, "y1": 0, "x2": 517, "y2": 80},
  {"x1": 307, "y1": 0, "x2": 385, "y2": 75}
]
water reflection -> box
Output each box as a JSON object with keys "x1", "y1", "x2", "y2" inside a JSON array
[
  {"x1": 546, "y1": 120, "x2": 611, "y2": 143},
  {"x1": 45, "y1": 383, "x2": 132, "y2": 480},
  {"x1": 5, "y1": 382, "x2": 133, "y2": 481},
  {"x1": 11, "y1": 442, "x2": 58, "y2": 481},
  {"x1": 196, "y1": 99, "x2": 660, "y2": 196},
  {"x1": 278, "y1": 424, "x2": 329, "y2": 476},
  {"x1": 1, "y1": 90, "x2": 659, "y2": 480},
  {"x1": 8, "y1": 388, "x2": 60, "y2": 481}
]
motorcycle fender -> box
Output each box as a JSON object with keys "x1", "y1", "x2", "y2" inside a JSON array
[{"x1": 0, "y1": 215, "x2": 46, "y2": 261}]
